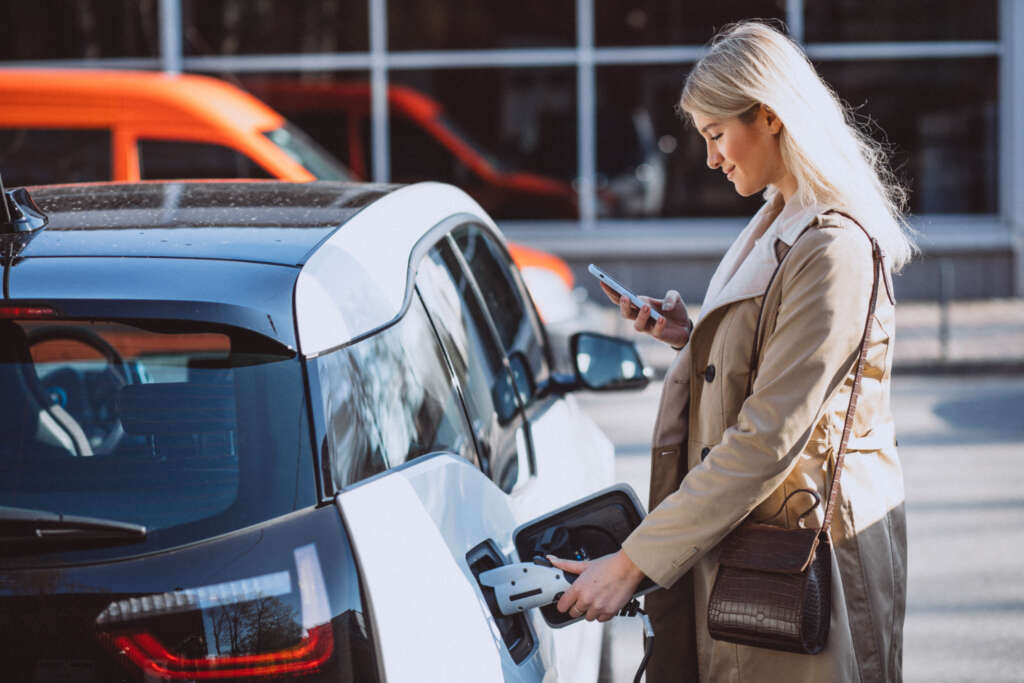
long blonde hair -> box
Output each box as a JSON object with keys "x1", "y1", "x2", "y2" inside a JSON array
[{"x1": 681, "y1": 21, "x2": 916, "y2": 270}]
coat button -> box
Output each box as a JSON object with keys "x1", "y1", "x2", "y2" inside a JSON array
[
  {"x1": 700, "y1": 447, "x2": 710, "y2": 460},
  {"x1": 704, "y1": 364, "x2": 716, "y2": 383}
]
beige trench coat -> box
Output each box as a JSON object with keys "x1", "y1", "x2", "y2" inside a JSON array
[{"x1": 620, "y1": 195, "x2": 907, "y2": 683}]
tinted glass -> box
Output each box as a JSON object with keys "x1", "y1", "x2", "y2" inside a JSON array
[
  {"x1": 182, "y1": 0, "x2": 368, "y2": 54},
  {"x1": 239, "y1": 73, "x2": 371, "y2": 179},
  {"x1": 453, "y1": 225, "x2": 549, "y2": 390},
  {"x1": 316, "y1": 296, "x2": 477, "y2": 491},
  {"x1": 263, "y1": 125, "x2": 353, "y2": 180},
  {"x1": 0, "y1": 0, "x2": 158, "y2": 60},
  {"x1": 388, "y1": 1, "x2": 574, "y2": 50},
  {"x1": 596, "y1": 0, "x2": 785, "y2": 46},
  {"x1": 139, "y1": 140, "x2": 274, "y2": 180},
  {"x1": 597, "y1": 64, "x2": 763, "y2": 218},
  {"x1": 806, "y1": 0, "x2": 997, "y2": 42},
  {"x1": 416, "y1": 241, "x2": 526, "y2": 492},
  {"x1": 391, "y1": 68, "x2": 578, "y2": 219},
  {"x1": 817, "y1": 58, "x2": 998, "y2": 214},
  {"x1": 0, "y1": 128, "x2": 112, "y2": 187},
  {"x1": 0, "y1": 319, "x2": 313, "y2": 556},
  {"x1": 390, "y1": 117, "x2": 465, "y2": 183}
]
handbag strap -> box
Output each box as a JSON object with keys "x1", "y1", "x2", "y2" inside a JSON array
[{"x1": 746, "y1": 210, "x2": 883, "y2": 538}]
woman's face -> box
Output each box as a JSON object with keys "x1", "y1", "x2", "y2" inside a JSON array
[{"x1": 691, "y1": 106, "x2": 795, "y2": 200}]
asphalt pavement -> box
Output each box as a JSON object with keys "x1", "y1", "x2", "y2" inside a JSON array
[{"x1": 576, "y1": 374, "x2": 1024, "y2": 683}]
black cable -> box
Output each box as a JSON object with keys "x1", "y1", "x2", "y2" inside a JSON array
[
  {"x1": 633, "y1": 633, "x2": 654, "y2": 683},
  {"x1": 617, "y1": 599, "x2": 654, "y2": 683}
]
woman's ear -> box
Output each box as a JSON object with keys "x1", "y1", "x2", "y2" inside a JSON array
[{"x1": 762, "y1": 104, "x2": 783, "y2": 135}]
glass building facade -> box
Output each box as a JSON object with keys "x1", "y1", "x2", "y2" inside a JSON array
[{"x1": 2, "y1": 0, "x2": 1021, "y2": 298}]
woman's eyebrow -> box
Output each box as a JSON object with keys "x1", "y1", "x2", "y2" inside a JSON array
[{"x1": 700, "y1": 122, "x2": 719, "y2": 134}]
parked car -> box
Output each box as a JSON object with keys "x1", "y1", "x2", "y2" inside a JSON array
[
  {"x1": 0, "y1": 179, "x2": 648, "y2": 682},
  {"x1": 0, "y1": 68, "x2": 580, "y2": 326}
]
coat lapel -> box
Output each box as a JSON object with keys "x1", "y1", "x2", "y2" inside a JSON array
[{"x1": 695, "y1": 191, "x2": 824, "y2": 332}]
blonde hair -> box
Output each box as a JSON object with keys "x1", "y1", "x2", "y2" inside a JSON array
[{"x1": 681, "y1": 21, "x2": 917, "y2": 270}]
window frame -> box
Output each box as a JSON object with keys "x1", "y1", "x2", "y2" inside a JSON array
[{"x1": 415, "y1": 230, "x2": 538, "y2": 492}]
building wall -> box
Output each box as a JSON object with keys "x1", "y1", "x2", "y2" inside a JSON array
[{"x1": 2, "y1": 0, "x2": 1020, "y2": 299}]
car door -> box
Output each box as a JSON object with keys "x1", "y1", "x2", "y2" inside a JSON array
[
  {"x1": 317, "y1": 224, "x2": 610, "y2": 682},
  {"x1": 447, "y1": 224, "x2": 613, "y2": 682},
  {"x1": 307, "y1": 233, "x2": 554, "y2": 681}
]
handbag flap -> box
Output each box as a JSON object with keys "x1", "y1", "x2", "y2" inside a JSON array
[{"x1": 718, "y1": 523, "x2": 820, "y2": 574}]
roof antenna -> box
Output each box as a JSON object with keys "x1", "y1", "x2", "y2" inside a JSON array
[{"x1": 0, "y1": 173, "x2": 49, "y2": 298}]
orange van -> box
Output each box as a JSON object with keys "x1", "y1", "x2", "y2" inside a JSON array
[{"x1": 0, "y1": 69, "x2": 349, "y2": 186}]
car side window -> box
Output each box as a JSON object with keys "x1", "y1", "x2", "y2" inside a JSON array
[
  {"x1": 452, "y1": 224, "x2": 550, "y2": 397},
  {"x1": 0, "y1": 128, "x2": 111, "y2": 186},
  {"x1": 416, "y1": 239, "x2": 528, "y2": 493},
  {"x1": 316, "y1": 294, "x2": 478, "y2": 491},
  {"x1": 138, "y1": 139, "x2": 274, "y2": 180}
]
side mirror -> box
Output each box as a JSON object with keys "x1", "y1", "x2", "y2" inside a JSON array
[{"x1": 570, "y1": 332, "x2": 649, "y2": 391}]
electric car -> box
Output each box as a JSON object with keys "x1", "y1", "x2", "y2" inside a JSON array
[{"x1": 0, "y1": 180, "x2": 648, "y2": 682}]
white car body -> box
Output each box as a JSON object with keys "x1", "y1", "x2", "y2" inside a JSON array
[{"x1": 296, "y1": 182, "x2": 618, "y2": 681}]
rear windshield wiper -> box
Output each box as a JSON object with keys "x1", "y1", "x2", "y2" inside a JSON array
[{"x1": 0, "y1": 505, "x2": 147, "y2": 544}]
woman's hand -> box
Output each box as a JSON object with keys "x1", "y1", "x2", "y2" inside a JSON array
[
  {"x1": 548, "y1": 550, "x2": 647, "y2": 622},
  {"x1": 599, "y1": 282, "x2": 693, "y2": 348}
]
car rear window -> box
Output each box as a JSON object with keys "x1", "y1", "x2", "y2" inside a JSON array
[{"x1": 0, "y1": 318, "x2": 314, "y2": 560}]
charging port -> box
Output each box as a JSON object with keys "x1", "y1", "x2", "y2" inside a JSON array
[{"x1": 466, "y1": 540, "x2": 535, "y2": 664}]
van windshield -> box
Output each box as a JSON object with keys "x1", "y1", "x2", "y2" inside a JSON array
[
  {"x1": 0, "y1": 318, "x2": 314, "y2": 558},
  {"x1": 264, "y1": 123, "x2": 353, "y2": 181}
]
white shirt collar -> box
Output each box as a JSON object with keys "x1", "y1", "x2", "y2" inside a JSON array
[
  {"x1": 696, "y1": 190, "x2": 826, "y2": 325},
  {"x1": 771, "y1": 190, "x2": 824, "y2": 246}
]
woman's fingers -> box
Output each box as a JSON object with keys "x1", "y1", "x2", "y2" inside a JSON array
[
  {"x1": 661, "y1": 289, "x2": 682, "y2": 312},
  {"x1": 598, "y1": 281, "x2": 623, "y2": 305},
  {"x1": 552, "y1": 551, "x2": 647, "y2": 622},
  {"x1": 634, "y1": 305, "x2": 652, "y2": 332},
  {"x1": 547, "y1": 556, "x2": 588, "y2": 576}
]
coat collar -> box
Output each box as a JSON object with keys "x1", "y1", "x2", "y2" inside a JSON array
[{"x1": 696, "y1": 191, "x2": 825, "y2": 327}]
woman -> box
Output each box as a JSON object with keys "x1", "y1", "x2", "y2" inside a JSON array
[{"x1": 550, "y1": 21, "x2": 912, "y2": 683}]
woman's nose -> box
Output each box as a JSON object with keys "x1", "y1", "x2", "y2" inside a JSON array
[{"x1": 706, "y1": 145, "x2": 723, "y2": 169}]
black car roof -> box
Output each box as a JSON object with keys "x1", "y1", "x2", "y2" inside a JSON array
[{"x1": 23, "y1": 181, "x2": 398, "y2": 265}]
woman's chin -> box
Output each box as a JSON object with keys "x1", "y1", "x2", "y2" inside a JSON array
[{"x1": 731, "y1": 181, "x2": 768, "y2": 198}]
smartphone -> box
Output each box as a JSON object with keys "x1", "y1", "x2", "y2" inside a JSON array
[{"x1": 587, "y1": 264, "x2": 663, "y2": 322}]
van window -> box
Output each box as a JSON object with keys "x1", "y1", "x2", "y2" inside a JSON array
[
  {"x1": 139, "y1": 139, "x2": 274, "y2": 180},
  {"x1": 263, "y1": 124, "x2": 351, "y2": 180},
  {"x1": 0, "y1": 128, "x2": 111, "y2": 186},
  {"x1": 390, "y1": 117, "x2": 466, "y2": 184}
]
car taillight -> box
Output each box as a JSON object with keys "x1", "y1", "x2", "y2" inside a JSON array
[
  {"x1": 97, "y1": 544, "x2": 334, "y2": 680},
  {"x1": 108, "y1": 624, "x2": 333, "y2": 679},
  {"x1": 0, "y1": 305, "x2": 57, "y2": 318}
]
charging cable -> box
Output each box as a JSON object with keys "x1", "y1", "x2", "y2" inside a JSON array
[{"x1": 618, "y1": 598, "x2": 654, "y2": 683}]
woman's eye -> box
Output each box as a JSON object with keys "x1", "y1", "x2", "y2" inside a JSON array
[{"x1": 710, "y1": 134, "x2": 723, "y2": 141}]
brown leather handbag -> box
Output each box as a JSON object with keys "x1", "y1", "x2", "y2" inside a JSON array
[{"x1": 706, "y1": 214, "x2": 883, "y2": 654}]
